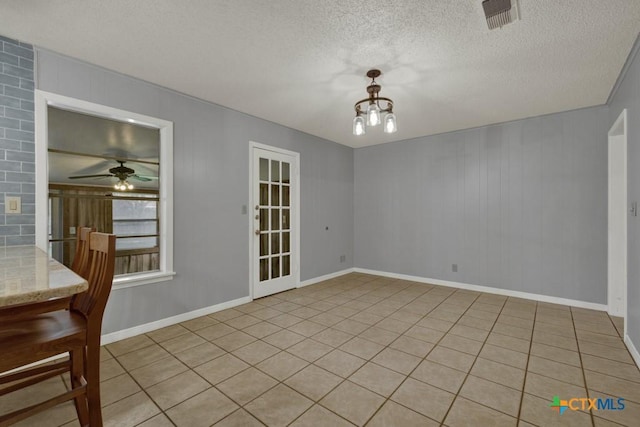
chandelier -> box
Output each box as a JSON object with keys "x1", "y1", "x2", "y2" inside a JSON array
[{"x1": 353, "y1": 69, "x2": 397, "y2": 136}]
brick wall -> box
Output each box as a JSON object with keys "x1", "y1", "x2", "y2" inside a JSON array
[{"x1": 0, "y1": 35, "x2": 35, "y2": 246}]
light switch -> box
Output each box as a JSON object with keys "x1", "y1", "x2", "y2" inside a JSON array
[{"x1": 5, "y1": 196, "x2": 21, "y2": 214}]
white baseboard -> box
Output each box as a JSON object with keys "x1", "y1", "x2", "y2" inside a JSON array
[
  {"x1": 353, "y1": 268, "x2": 608, "y2": 312},
  {"x1": 298, "y1": 268, "x2": 355, "y2": 288},
  {"x1": 625, "y1": 334, "x2": 640, "y2": 369},
  {"x1": 101, "y1": 295, "x2": 251, "y2": 346}
]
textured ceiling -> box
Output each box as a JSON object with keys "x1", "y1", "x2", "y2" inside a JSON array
[{"x1": 1, "y1": 0, "x2": 639, "y2": 148}]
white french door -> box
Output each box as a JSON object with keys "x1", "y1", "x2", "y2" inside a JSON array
[{"x1": 251, "y1": 144, "x2": 299, "y2": 298}]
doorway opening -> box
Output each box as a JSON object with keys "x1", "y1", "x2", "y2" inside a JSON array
[
  {"x1": 608, "y1": 109, "x2": 627, "y2": 333},
  {"x1": 249, "y1": 142, "x2": 300, "y2": 299}
]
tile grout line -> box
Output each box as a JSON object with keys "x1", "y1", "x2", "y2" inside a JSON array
[
  {"x1": 515, "y1": 300, "x2": 538, "y2": 425},
  {"x1": 100, "y1": 345, "x2": 177, "y2": 427},
  {"x1": 437, "y1": 293, "x2": 511, "y2": 426},
  {"x1": 571, "y1": 306, "x2": 597, "y2": 427}
]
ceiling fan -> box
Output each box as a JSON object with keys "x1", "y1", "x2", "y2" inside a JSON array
[{"x1": 68, "y1": 160, "x2": 156, "y2": 190}]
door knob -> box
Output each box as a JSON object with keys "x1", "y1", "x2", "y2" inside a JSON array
[{"x1": 255, "y1": 229, "x2": 261, "y2": 235}]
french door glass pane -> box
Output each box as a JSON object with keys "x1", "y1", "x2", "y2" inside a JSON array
[
  {"x1": 260, "y1": 209, "x2": 268, "y2": 231},
  {"x1": 282, "y1": 163, "x2": 290, "y2": 184},
  {"x1": 282, "y1": 186, "x2": 290, "y2": 206},
  {"x1": 260, "y1": 158, "x2": 269, "y2": 181},
  {"x1": 260, "y1": 184, "x2": 269, "y2": 205},
  {"x1": 271, "y1": 160, "x2": 280, "y2": 182},
  {"x1": 271, "y1": 184, "x2": 280, "y2": 206},
  {"x1": 282, "y1": 209, "x2": 290, "y2": 230},
  {"x1": 283, "y1": 255, "x2": 290, "y2": 276},
  {"x1": 271, "y1": 233, "x2": 280, "y2": 255},
  {"x1": 282, "y1": 232, "x2": 290, "y2": 253},
  {"x1": 271, "y1": 208, "x2": 280, "y2": 231},
  {"x1": 260, "y1": 258, "x2": 268, "y2": 281},
  {"x1": 260, "y1": 234, "x2": 268, "y2": 256},
  {"x1": 272, "y1": 256, "x2": 280, "y2": 278}
]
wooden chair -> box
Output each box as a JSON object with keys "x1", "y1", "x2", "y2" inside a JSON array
[
  {"x1": 71, "y1": 226, "x2": 95, "y2": 279},
  {"x1": 0, "y1": 232, "x2": 116, "y2": 427}
]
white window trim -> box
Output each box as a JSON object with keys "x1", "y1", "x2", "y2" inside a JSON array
[{"x1": 35, "y1": 90, "x2": 175, "y2": 288}]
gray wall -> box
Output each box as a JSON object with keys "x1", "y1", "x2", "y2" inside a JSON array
[
  {"x1": 609, "y1": 36, "x2": 640, "y2": 353},
  {"x1": 21, "y1": 37, "x2": 634, "y2": 342},
  {"x1": 355, "y1": 106, "x2": 609, "y2": 304},
  {"x1": 36, "y1": 50, "x2": 353, "y2": 334},
  {"x1": 0, "y1": 35, "x2": 35, "y2": 245}
]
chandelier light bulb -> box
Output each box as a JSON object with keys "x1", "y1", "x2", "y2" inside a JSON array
[
  {"x1": 353, "y1": 116, "x2": 366, "y2": 136},
  {"x1": 127, "y1": 182, "x2": 134, "y2": 190},
  {"x1": 367, "y1": 103, "x2": 381, "y2": 126},
  {"x1": 383, "y1": 112, "x2": 397, "y2": 134}
]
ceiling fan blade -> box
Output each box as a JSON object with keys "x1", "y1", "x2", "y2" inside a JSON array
[
  {"x1": 69, "y1": 174, "x2": 113, "y2": 179},
  {"x1": 131, "y1": 175, "x2": 156, "y2": 181}
]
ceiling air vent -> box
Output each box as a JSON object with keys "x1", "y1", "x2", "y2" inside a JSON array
[{"x1": 482, "y1": 0, "x2": 519, "y2": 30}]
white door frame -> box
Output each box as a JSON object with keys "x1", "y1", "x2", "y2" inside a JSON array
[
  {"x1": 608, "y1": 109, "x2": 627, "y2": 330},
  {"x1": 248, "y1": 141, "x2": 300, "y2": 299}
]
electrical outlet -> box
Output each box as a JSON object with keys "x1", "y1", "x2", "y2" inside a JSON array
[
  {"x1": 452, "y1": 264, "x2": 458, "y2": 272},
  {"x1": 5, "y1": 196, "x2": 21, "y2": 214},
  {"x1": 340, "y1": 255, "x2": 346, "y2": 263}
]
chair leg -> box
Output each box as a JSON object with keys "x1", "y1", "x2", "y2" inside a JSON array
[
  {"x1": 70, "y1": 349, "x2": 90, "y2": 426},
  {"x1": 85, "y1": 339, "x2": 103, "y2": 427}
]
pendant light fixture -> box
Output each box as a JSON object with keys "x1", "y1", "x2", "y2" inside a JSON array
[{"x1": 353, "y1": 69, "x2": 397, "y2": 136}]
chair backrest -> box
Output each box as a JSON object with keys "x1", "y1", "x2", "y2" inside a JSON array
[
  {"x1": 72, "y1": 233, "x2": 116, "y2": 324},
  {"x1": 71, "y1": 226, "x2": 95, "y2": 279}
]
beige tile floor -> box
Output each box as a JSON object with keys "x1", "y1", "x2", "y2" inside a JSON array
[{"x1": 2, "y1": 273, "x2": 639, "y2": 426}]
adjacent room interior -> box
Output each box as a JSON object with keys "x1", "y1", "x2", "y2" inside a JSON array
[{"x1": 0, "y1": 1, "x2": 639, "y2": 426}]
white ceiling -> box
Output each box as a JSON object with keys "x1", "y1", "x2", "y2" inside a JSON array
[{"x1": 1, "y1": 0, "x2": 639, "y2": 148}]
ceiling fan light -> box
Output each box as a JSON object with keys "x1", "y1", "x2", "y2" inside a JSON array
[
  {"x1": 384, "y1": 112, "x2": 397, "y2": 134},
  {"x1": 353, "y1": 116, "x2": 366, "y2": 136},
  {"x1": 366, "y1": 103, "x2": 381, "y2": 126},
  {"x1": 114, "y1": 179, "x2": 131, "y2": 191}
]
